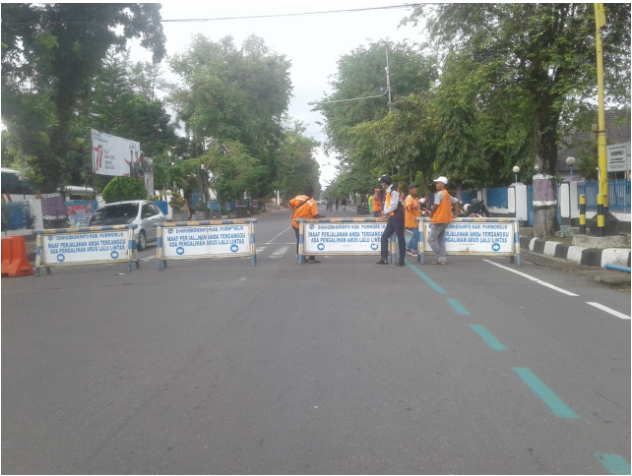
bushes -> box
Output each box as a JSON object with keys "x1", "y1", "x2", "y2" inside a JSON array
[{"x1": 102, "y1": 177, "x2": 147, "y2": 203}]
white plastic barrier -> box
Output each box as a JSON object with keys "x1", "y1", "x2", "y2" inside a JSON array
[
  {"x1": 157, "y1": 219, "x2": 257, "y2": 269},
  {"x1": 298, "y1": 217, "x2": 402, "y2": 264},
  {"x1": 416, "y1": 217, "x2": 521, "y2": 265},
  {"x1": 36, "y1": 224, "x2": 139, "y2": 276}
]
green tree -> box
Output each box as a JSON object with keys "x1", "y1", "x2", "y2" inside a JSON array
[
  {"x1": 404, "y1": 3, "x2": 631, "y2": 237},
  {"x1": 169, "y1": 34, "x2": 292, "y2": 200},
  {"x1": 319, "y1": 40, "x2": 438, "y2": 159},
  {"x1": 1, "y1": 3, "x2": 166, "y2": 192},
  {"x1": 274, "y1": 122, "x2": 321, "y2": 200},
  {"x1": 102, "y1": 177, "x2": 147, "y2": 203}
]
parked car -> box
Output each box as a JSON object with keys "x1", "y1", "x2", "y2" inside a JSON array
[{"x1": 88, "y1": 200, "x2": 164, "y2": 251}]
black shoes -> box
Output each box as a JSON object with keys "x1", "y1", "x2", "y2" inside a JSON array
[{"x1": 376, "y1": 259, "x2": 406, "y2": 266}]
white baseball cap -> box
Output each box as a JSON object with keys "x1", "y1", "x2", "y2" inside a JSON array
[{"x1": 433, "y1": 176, "x2": 448, "y2": 185}]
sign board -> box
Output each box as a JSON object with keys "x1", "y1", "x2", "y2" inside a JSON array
[
  {"x1": 162, "y1": 224, "x2": 252, "y2": 259},
  {"x1": 607, "y1": 143, "x2": 631, "y2": 172},
  {"x1": 303, "y1": 222, "x2": 386, "y2": 255},
  {"x1": 91, "y1": 129, "x2": 144, "y2": 179},
  {"x1": 42, "y1": 230, "x2": 130, "y2": 265},
  {"x1": 420, "y1": 220, "x2": 516, "y2": 256}
]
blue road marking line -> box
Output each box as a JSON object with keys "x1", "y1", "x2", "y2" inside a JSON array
[
  {"x1": 595, "y1": 454, "x2": 632, "y2": 475},
  {"x1": 470, "y1": 324, "x2": 507, "y2": 350},
  {"x1": 513, "y1": 367, "x2": 578, "y2": 419},
  {"x1": 405, "y1": 262, "x2": 447, "y2": 294},
  {"x1": 447, "y1": 298, "x2": 470, "y2": 315}
]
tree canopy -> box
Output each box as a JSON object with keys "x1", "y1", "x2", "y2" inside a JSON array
[{"x1": 1, "y1": 3, "x2": 166, "y2": 191}]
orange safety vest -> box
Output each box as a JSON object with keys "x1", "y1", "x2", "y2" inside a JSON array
[
  {"x1": 433, "y1": 189, "x2": 453, "y2": 224},
  {"x1": 372, "y1": 192, "x2": 382, "y2": 211},
  {"x1": 385, "y1": 188, "x2": 404, "y2": 217}
]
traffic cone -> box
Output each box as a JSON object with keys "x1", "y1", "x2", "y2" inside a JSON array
[
  {"x1": 1, "y1": 236, "x2": 34, "y2": 277},
  {"x1": 1, "y1": 237, "x2": 13, "y2": 276}
]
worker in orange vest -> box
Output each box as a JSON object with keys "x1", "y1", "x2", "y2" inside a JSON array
[
  {"x1": 376, "y1": 175, "x2": 406, "y2": 267},
  {"x1": 371, "y1": 188, "x2": 383, "y2": 217},
  {"x1": 428, "y1": 176, "x2": 460, "y2": 265},
  {"x1": 288, "y1": 185, "x2": 325, "y2": 263}
]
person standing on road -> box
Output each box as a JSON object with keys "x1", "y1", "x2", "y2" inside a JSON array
[
  {"x1": 376, "y1": 175, "x2": 406, "y2": 267},
  {"x1": 368, "y1": 193, "x2": 374, "y2": 215},
  {"x1": 428, "y1": 176, "x2": 459, "y2": 265},
  {"x1": 288, "y1": 185, "x2": 325, "y2": 264},
  {"x1": 372, "y1": 188, "x2": 383, "y2": 217},
  {"x1": 405, "y1": 183, "x2": 421, "y2": 257},
  {"x1": 335, "y1": 198, "x2": 339, "y2": 211}
]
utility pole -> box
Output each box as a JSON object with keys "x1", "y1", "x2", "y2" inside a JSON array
[{"x1": 594, "y1": 3, "x2": 608, "y2": 236}]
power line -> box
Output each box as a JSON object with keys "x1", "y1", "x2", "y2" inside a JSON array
[
  {"x1": 161, "y1": 4, "x2": 422, "y2": 23},
  {"x1": 4, "y1": 4, "x2": 422, "y2": 26}
]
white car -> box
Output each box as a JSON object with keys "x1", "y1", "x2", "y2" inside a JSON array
[{"x1": 88, "y1": 200, "x2": 165, "y2": 251}]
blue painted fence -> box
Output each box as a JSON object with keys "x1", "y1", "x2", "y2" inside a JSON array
[
  {"x1": 578, "y1": 180, "x2": 630, "y2": 212},
  {"x1": 1, "y1": 201, "x2": 31, "y2": 230},
  {"x1": 152, "y1": 201, "x2": 169, "y2": 216},
  {"x1": 486, "y1": 188, "x2": 508, "y2": 208}
]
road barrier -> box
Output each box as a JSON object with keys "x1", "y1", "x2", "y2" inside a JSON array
[
  {"x1": 416, "y1": 217, "x2": 521, "y2": 266},
  {"x1": 156, "y1": 219, "x2": 257, "y2": 269},
  {"x1": 1, "y1": 235, "x2": 35, "y2": 277},
  {"x1": 35, "y1": 225, "x2": 139, "y2": 276},
  {"x1": 298, "y1": 217, "x2": 402, "y2": 264}
]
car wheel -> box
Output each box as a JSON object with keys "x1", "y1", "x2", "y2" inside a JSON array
[{"x1": 138, "y1": 230, "x2": 147, "y2": 251}]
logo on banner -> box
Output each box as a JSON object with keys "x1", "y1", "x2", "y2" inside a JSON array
[
  {"x1": 230, "y1": 244, "x2": 239, "y2": 253},
  {"x1": 168, "y1": 228, "x2": 174, "y2": 234},
  {"x1": 309, "y1": 224, "x2": 315, "y2": 230},
  {"x1": 492, "y1": 243, "x2": 501, "y2": 252},
  {"x1": 176, "y1": 247, "x2": 185, "y2": 255},
  {"x1": 110, "y1": 251, "x2": 119, "y2": 259},
  {"x1": 317, "y1": 243, "x2": 325, "y2": 251},
  {"x1": 57, "y1": 254, "x2": 65, "y2": 263},
  {"x1": 371, "y1": 243, "x2": 379, "y2": 250},
  {"x1": 48, "y1": 236, "x2": 53, "y2": 241}
]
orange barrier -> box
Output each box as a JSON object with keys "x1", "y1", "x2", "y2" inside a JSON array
[{"x1": 1, "y1": 236, "x2": 35, "y2": 277}]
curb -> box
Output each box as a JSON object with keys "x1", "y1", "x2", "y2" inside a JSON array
[{"x1": 519, "y1": 236, "x2": 631, "y2": 269}]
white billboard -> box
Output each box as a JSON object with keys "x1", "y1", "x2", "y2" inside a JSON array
[
  {"x1": 303, "y1": 222, "x2": 386, "y2": 254},
  {"x1": 422, "y1": 222, "x2": 515, "y2": 254},
  {"x1": 91, "y1": 129, "x2": 143, "y2": 179},
  {"x1": 42, "y1": 230, "x2": 130, "y2": 265},
  {"x1": 607, "y1": 143, "x2": 631, "y2": 172},
  {"x1": 163, "y1": 224, "x2": 251, "y2": 258}
]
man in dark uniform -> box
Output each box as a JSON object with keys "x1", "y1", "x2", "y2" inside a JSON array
[{"x1": 376, "y1": 175, "x2": 406, "y2": 267}]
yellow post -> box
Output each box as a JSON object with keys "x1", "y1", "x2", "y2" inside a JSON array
[
  {"x1": 597, "y1": 193, "x2": 605, "y2": 237},
  {"x1": 579, "y1": 194, "x2": 586, "y2": 234},
  {"x1": 594, "y1": 4, "x2": 609, "y2": 218}
]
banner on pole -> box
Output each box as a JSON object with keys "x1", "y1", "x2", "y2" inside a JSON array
[{"x1": 91, "y1": 129, "x2": 143, "y2": 179}]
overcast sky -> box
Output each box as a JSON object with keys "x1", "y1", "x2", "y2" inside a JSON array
[{"x1": 131, "y1": 1, "x2": 427, "y2": 188}]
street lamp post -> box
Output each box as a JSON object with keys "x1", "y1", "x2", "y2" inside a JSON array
[
  {"x1": 566, "y1": 156, "x2": 576, "y2": 179},
  {"x1": 512, "y1": 166, "x2": 520, "y2": 183}
]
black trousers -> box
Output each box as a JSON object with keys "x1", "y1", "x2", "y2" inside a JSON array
[
  {"x1": 380, "y1": 213, "x2": 406, "y2": 262},
  {"x1": 293, "y1": 226, "x2": 315, "y2": 261}
]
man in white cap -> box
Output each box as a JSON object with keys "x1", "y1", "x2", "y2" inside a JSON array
[{"x1": 428, "y1": 176, "x2": 459, "y2": 265}]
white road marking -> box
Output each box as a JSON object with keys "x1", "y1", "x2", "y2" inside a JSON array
[
  {"x1": 266, "y1": 226, "x2": 291, "y2": 245},
  {"x1": 141, "y1": 256, "x2": 155, "y2": 262},
  {"x1": 483, "y1": 259, "x2": 579, "y2": 296},
  {"x1": 270, "y1": 246, "x2": 289, "y2": 258},
  {"x1": 586, "y1": 302, "x2": 631, "y2": 320},
  {"x1": 239, "y1": 277, "x2": 246, "y2": 282},
  {"x1": 256, "y1": 247, "x2": 267, "y2": 253}
]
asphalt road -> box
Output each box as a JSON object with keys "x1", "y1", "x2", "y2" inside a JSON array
[{"x1": 2, "y1": 207, "x2": 630, "y2": 474}]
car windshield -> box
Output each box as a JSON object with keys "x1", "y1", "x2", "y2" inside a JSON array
[{"x1": 89, "y1": 203, "x2": 138, "y2": 225}]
